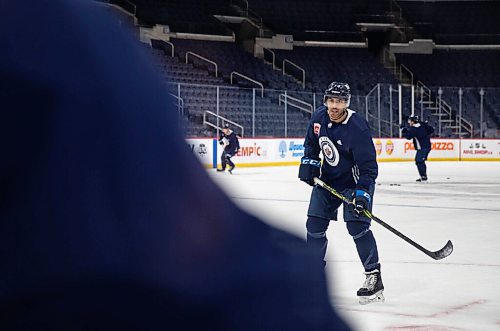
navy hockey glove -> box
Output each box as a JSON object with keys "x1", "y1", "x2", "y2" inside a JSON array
[
  {"x1": 350, "y1": 190, "x2": 371, "y2": 217},
  {"x1": 298, "y1": 157, "x2": 320, "y2": 186}
]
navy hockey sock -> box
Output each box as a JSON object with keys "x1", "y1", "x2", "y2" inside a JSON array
[
  {"x1": 347, "y1": 222, "x2": 380, "y2": 271},
  {"x1": 306, "y1": 217, "x2": 330, "y2": 265},
  {"x1": 416, "y1": 161, "x2": 427, "y2": 178},
  {"x1": 227, "y1": 158, "x2": 235, "y2": 169}
]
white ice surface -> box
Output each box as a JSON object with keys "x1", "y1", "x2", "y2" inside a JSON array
[{"x1": 208, "y1": 161, "x2": 500, "y2": 331}]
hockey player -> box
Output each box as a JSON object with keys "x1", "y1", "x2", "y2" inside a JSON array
[
  {"x1": 401, "y1": 116, "x2": 434, "y2": 182},
  {"x1": 217, "y1": 124, "x2": 240, "y2": 174},
  {"x1": 298, "y1": 82, "x2": 384, "y2": 305}
]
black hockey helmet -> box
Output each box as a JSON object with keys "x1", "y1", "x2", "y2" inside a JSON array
[
  {"x1": 408, "y1": 115, "x2": 420, "y2": 123},
  {"x1": 323, "y1": 82, "x2": 351, "y2": 107}
]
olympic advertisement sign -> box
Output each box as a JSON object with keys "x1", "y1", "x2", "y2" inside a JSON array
[
  {"x1": 186, "y1": 138, "x2": 305, "y2": 168},
  {"x1": 225, "y1": 138, "x2": 305, "y2": 167}
]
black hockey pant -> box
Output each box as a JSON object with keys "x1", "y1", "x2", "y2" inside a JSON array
[{"x1": 221, "y1": 151, "x2": 235, "y2": 170}]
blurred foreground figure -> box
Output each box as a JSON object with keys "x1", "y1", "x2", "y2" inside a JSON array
[{"x1": 0, "y1": 1, "x2": 349, "y2": 330}]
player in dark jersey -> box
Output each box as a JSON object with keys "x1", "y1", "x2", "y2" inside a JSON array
[
  {"x1": 217, "y1": 124, "x2": 240, "y2": 174},
  {"x1": 402, "y1": 116, "x2": 434, "y2": 182},
  {"x1": 299, "y1": 82, "x2": 384, "y2": 305}
]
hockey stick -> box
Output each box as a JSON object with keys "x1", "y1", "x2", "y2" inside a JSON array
[{"x1": 313, "y1": 177, "x2": 453, "y2": 260}]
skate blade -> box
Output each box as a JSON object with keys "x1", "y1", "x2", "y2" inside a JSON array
[{"x1": 358, "y1": 290, "x2": 385, "y2": 305}]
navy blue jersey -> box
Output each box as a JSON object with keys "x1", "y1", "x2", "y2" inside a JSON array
[
  {"x1": 422, "y1": 121, "x2": 435, "y2": 136},
  {"x1": 219, "y1": 131, "x2": 240, "y2": 155},
  {"x1": 403, "y1": 123, "x2": 433, "y2": 150},
  {"x1": 304, "y1": 106, "x2": 378, "y2": 192}
]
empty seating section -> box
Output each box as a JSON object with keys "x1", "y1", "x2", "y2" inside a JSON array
[
  {"x1": 177, "y1": 85, "x2": 308, "y2": 137},
  {"x1": 396, "y1": 50, "x2": 500, "y2": 133},
  {"x1": 436, "y1": 87, "x2": 500, "y2": 136},
  {"x1": 150, "y1": 37, "x2": 500, "y2": 138},
  {"x1": 397, "y1": 1, "x2": 500, "y2": 44},
  {"x1": 273, "y1": 46, "x2": 398, "y2": 94},
  {"x1": 163, "y1": 38, "x2": 401, "y2": 136},
  {"x1": 150, "y1": 39, "x2": 312, "y2": 137},
  {"x1": 134, "y1": 0, "x2": 499, "y2": 138},
  {"x1": 170, "y1": 38, "x2": 300, "y2": 91},
  {"x1": 397, "y1": 50, "x2": 500, "y2": 87}
]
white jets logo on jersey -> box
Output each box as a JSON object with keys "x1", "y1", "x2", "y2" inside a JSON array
[
  {"x1": 319, "y1": 136, "x2": 340, "y2": 167},
  {"x1": 337, "y1": 140, "x2": 342, "y2": 145}
]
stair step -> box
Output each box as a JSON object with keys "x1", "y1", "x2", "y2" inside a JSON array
[{"x1": 439, "y1": 119, "x2": 455, "y2": 122}]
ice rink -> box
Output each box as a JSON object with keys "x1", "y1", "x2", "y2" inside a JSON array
[{"x1": 209, "y1": 161, "x2": 500, "y2": 331}]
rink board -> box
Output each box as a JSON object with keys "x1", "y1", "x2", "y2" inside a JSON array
[{"x1": 187, "y1": 138, "x2": 500, "y2": 168}]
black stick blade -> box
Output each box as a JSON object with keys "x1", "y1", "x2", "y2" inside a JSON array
[{"x1": 429, "y1": 240, "x2": 454, "y2": 260}]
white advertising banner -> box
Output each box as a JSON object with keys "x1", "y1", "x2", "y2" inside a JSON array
[
  {"x1": 221, "y1": 138, "x2": 305, "y2": 167},
  {"x1": 187, "y1": 138, "x2": 500, "y2": 168},
  {"x1": 460, "y1": 139, "x2": 500, "y2": 161},
  {"x1": 186, "y1": 139, "x2": 215, "y2": 167}
]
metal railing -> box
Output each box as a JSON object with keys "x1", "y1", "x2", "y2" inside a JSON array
[
  {"x1": 457, "y1": 115, "x2": 474, "y2": 137},
  {"x1": 230, "y1": 71, "x2": 264, "y2": 97},
  {"x1": 278, "y1": 94, "x2": 313, "y2": 114},
  {"x1": 169, "y1": 93, "x2": 184, "y2": 117},
  {"x1": 185, "y1": 51, "x2": 218, "y2": 77},
  {"x1": 204, "y1": 111, "x2": 245, "y2": 137},
  {"x1": 365, "y1": 84, "x2": 380, "y2": 122},
  {"x1": 263, "y1": 48, "x2": 276, "y2": 70},
  {"x1": 164, "y1": 41, "x2": 174, "y2": 57},
  {"x1": 283, "y1": 59, "x2": 306, "y2": 89},
  {"x1": 400, "y1": 64, "x2": 414, "y2": 85},
  {"x1": 165, "y1": 82, "x2": 498, "y2": 139},
  {"x1": 417, "y1": 81, "x2": 432, "y2": 103}
]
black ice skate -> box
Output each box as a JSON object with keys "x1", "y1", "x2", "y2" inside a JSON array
[
  {"x1": 357, "y1": 269, "x2": 385, "y2": 305},
  {"x1": 216, "y1": 168, "x2": 225, "y2": 172},
  {"x1": 228, "y1": 165, "x2": 235, "y2": 174},
  {"x1": 416, "y1": 176, "x2": 428, "y2": 182}
]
